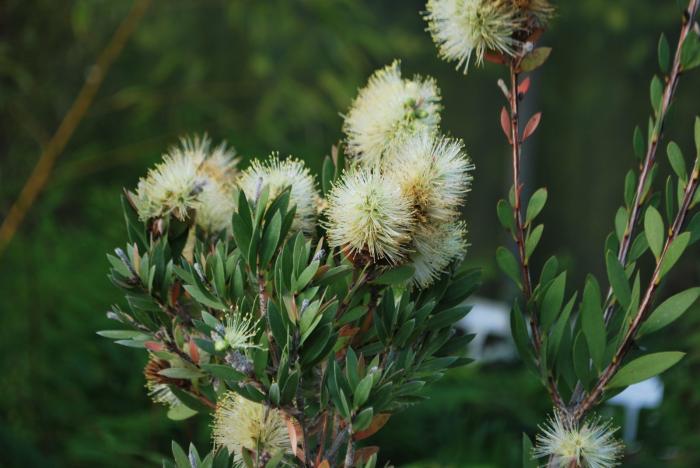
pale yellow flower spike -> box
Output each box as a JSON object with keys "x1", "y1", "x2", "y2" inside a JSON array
[{"x1": 343, "y1": 60, "x2": 442, "y2": 167}]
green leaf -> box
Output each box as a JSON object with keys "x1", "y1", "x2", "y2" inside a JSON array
[
  {"x1": 510, "y1": 303, "x2": 537, "y2": 374},
  {"x1": 624, "y1": 170, "x2": 636, "y2": 207},
  {"x1": 607, "y1": 351, "x2": 685, "y2": 388},
  {"x1": 520, "y1": 47, "x2": 552, "y2": 72},
  {"x1": 539, "y1": 256, "x2": 559, "y2": 285},
  {"x1": 321, "y1": 156, "x2": 335, "y2": 195},
  {"x1": 614, "y1": 207, "x2": 628, "y2": 243},
  {"x1": 581, "y1": 275, "x2": 606, "y2": 371},
  {"x1": 259, "y1": 211, "x2": 282, "y2": 266},
  {"x1": 667, "y1": 141, "x2": 687, "y2": 182},
  {"x1": 159, "y1": 367, "x2": 203, "y2": 379},
  {"x1": 633, "y1": 126, "x2": 645, "y2": 160},
  {"x1": 644, "y1": 206, "x2": 665, "y2": 259},
  {"x1": 629, "y1": 233, "x2": 649, "y2": 261},
  {"x1": 96, "y1": 329, "x2": 143, "y2": 340},
  {"x1": 638, "y1": 288, "x2": 700, "y2": 337},
  {"x1": 167, "y1": 405, "x2": 198, "y2": 421},
  {"x1": 606, "y1": 251, "x2": 631, "y2": 310},
  {"x1": 650, "y1": 75, "x2": 663, "y2": 115},
  {"x1": 353, "y1": 407, "x2": 374, "y2": 432},
  {"x1": 171, "y1": 441, "x2": 189, "y2": 468},
  {"x1": 525, "y1": 224, "x2": 544, "y2": 258},
  {"x1": 522, "y1": 433, "x2": 537, "y2": 468},
  {"x1": 497, "y1": 199, "x2": 514, "y2": 232},
  {"x1": 696, "y1": 116, "x2": 700, "y2": 154},
  {"x1": 548, "y1": 292, "x2": 577, "y2": 363},
  {"x1": 659, "y1": 232, "x2": 691, "y2": 278},
  {"x1": 681, "y1": 29, "x2": 700, "y2": 70},
  {"x1": 658, "y1": 33, "x2": 670, "y2": 73},
  {"x1": 496, "y1": 247, "x2": 521, "y2": 287},
  {"x1": 372, "y1": 265, "x2": 415, "y2": 285},
  {"x1": 183, "y1": 284, "x2": 226, "y2": 311},
  {"x1": 200, "y1": 364, "x2": 246, "y2": 382},
  {"x1": 540, "y1": 272, "x2": 566, "y2": 330},
  {"x1": 525, "y1": 188, "x2": 548, "y2": 225}
]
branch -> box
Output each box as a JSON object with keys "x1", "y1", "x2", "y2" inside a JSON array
[
  {"x1": 506, "y1": 62, "x2": 565, "y2": 411},
  {"x1": 0, "y1": 0, "x2": 151, "y2": 258},
  {"x1": 574, "y1": 152, "x2": 700, "y2": 420},
  {"x1": 604, "y1": 0, "x2": 699, "y2": 323}
]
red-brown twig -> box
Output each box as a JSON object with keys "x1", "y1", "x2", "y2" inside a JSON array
[{"x1": 506, "y1": 61, "x2": 565, "y2": 411}]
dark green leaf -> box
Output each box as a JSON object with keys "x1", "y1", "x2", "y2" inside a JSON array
[
  {"x1": 372, "y1": 265, "x2": 415, "y2": 285},
  {"x1": 658, "y1": 33, "x2": 670, "y2": 73},
  {"x1": 606, "y1": 251, "x2": 631, "y2": 310},
  {"x1": 540, "y1": 272, "x2": 566, "y2": 330},
  {"x1": 525, "y1": 224, "x2": 544, "y2": 258},
  {"x1": 667, "y1": 141, "x2": 687, "y2": 182},
  {"x1": 496, "y1": 247, "x2": 521, "y2": 287},
  {"x1": 608, "y1": 351, "x2": 685, "y2": 388},
  {"x1": 581, "y1": 275, "x2": 606, "y2": 371}
]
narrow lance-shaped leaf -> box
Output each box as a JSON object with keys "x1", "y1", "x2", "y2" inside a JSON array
[
  {"x1": 581, "y1": 275, "x2": 606, "y2": 371},
  {"x1": 644, "y1": 206, "x2": 665, "y2": 259},
  {"x1": 607, "y1": 352, "x2": 685, "y2": 388},
  {"x1": 525, "y1": 188, "x2": 548, "y2": 225},
  {"x1": 638, "y1": 287, "x2": 700, "y2": 337},
  {"x1": 606, "y1": 251, "x2": 631, "y2": 310}
]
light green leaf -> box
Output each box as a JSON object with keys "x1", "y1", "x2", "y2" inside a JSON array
[
  {"x1": 659, "y1": 232, "x2": 690, "y2": 278},
  {"x1": 159, "y1": 367, "x2": 203, "y2": 380},
  {"x1": 525, "y1": 188, "x2": 548, "y2": 225},
  {"x1": 607, "y1": 351, "x2": 685, "y2": 388},
  {"x1": 667, "y1": 141, "x2": 687, "y2": 182},
  {"x1": 525, "y1": 224, "x2": 544, "y2": 258},
  {"x1": 638, "y1": 287, "x2": 700, "y2": 337},
  {"x1": 644, "y1": 206, "x2": 665, "y2": 259},
  {"x1": 520, "y1": 47, "x2": 552, "y2": 72}
]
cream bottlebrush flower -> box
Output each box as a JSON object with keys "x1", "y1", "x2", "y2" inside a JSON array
[
  {"x1": 133, "y1": 136, "x2": 238, "y2": 232},
  {"x1": 514, "y1": 0, "x2": 554, "y2": 28},
  {"x1": 238, "y1": 154, "x2": 320, "y2": 236},
  {"x1": 144, "y1": 357, "x2": 183, "y2": 408},
  {"x1": 386, "y1": 132, "x2": 473, "y2": 225},
  {"x1": 325, "y1": 169, "x2": 414, "y2": 265},
  {"x1": 425, "y1": 0, "x2": 523, "y2": 72},
  {"x1": 212, "y1": 392, "x2": 291, "y2": 460},
  {"x1": 410, "y1": 221, "x2": 467, "y2": 288},
  {"x1": 533, "y1": 412, "x2": 624, "y2": 468},
  {"x1": 343, "y1": 60, "x2": 442, "y2": 167},
  {"x1": 213, "y1": 312, "x2": 260, "y2": 351}
]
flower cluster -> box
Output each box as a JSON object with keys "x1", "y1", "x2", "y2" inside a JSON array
[
  {"x1": 132, "y1": 136, "x2": 239, "y2": 233},
  {"x1": 327, "y1": 61, "x2": 473, "y2": 287},
  {"x1": 131, "y1": 139, "x2": 320, "y2": 239},
  {"x1": 425, "y1": 0, "x2": 554, "y2": 71},
  {"x1": 212, "y1": 392, "x2": 291, "y2": 461},
  {"x1": 533, "y1": 412, "x2": 624, "y2": 468}
]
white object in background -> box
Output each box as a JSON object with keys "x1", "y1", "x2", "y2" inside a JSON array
[
  {"x1": 607, "y1": 377, "x2": 664, "y2": 443},
  {"x1": 459, "y1": 297, "x2": 515, "y2": 362}
]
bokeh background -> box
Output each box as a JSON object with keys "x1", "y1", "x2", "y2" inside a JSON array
[{"x1": 2, "y1": 0, "x2": 700, "y2": 466}]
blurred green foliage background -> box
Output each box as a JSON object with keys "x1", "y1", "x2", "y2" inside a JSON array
[{"x1": 2, "y1": 0, "x2": 700, "y2": 466}]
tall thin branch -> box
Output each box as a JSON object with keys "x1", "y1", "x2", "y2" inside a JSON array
[
  {"x1": 0, "y1": 0, "x2": 152, "y2": 257},
  {"x1": 575, "y1": 151, "x2": 700, "y2": 420},
  {"x1": 604, "y1": 0, "x2": 699, "y2": 323}
]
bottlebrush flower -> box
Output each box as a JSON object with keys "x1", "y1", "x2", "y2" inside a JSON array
[
  {"x1": 213, "y1": 312, "x2": 260, "y2": 351},
  {"x1": 325, "y1": 169, "x2": 413, "y2": 265},
  {"x1": 410, "y1": 221, "x2": 467, "y2": 288},
  {"x1": 133, "y1": 136, "x2": 238, "y2": 232},
  {"x1": 343, "y1": 60, "x2": 441, "y2": 167},
  {"x1": 425, "y1": 0, "x2": 523, "y2": 72},
  {"x1": 386, "y1": 132, "x2": 473, "y2": 225},
  {"x1": 533, "y1": 412, "x2": 624, "y2": 468},
  {"x1": 212, "y1": 392, "x2": 290, "y2": 460},
  {"x1": 238, "y1": 154, "x2": 320, "y2": 236},
  {"x1": 514, "y1": 0, "x2": 554, "y2": 28},
  {"x1": 143, "y1": 356, "x2": 184, "y2": 408}
]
